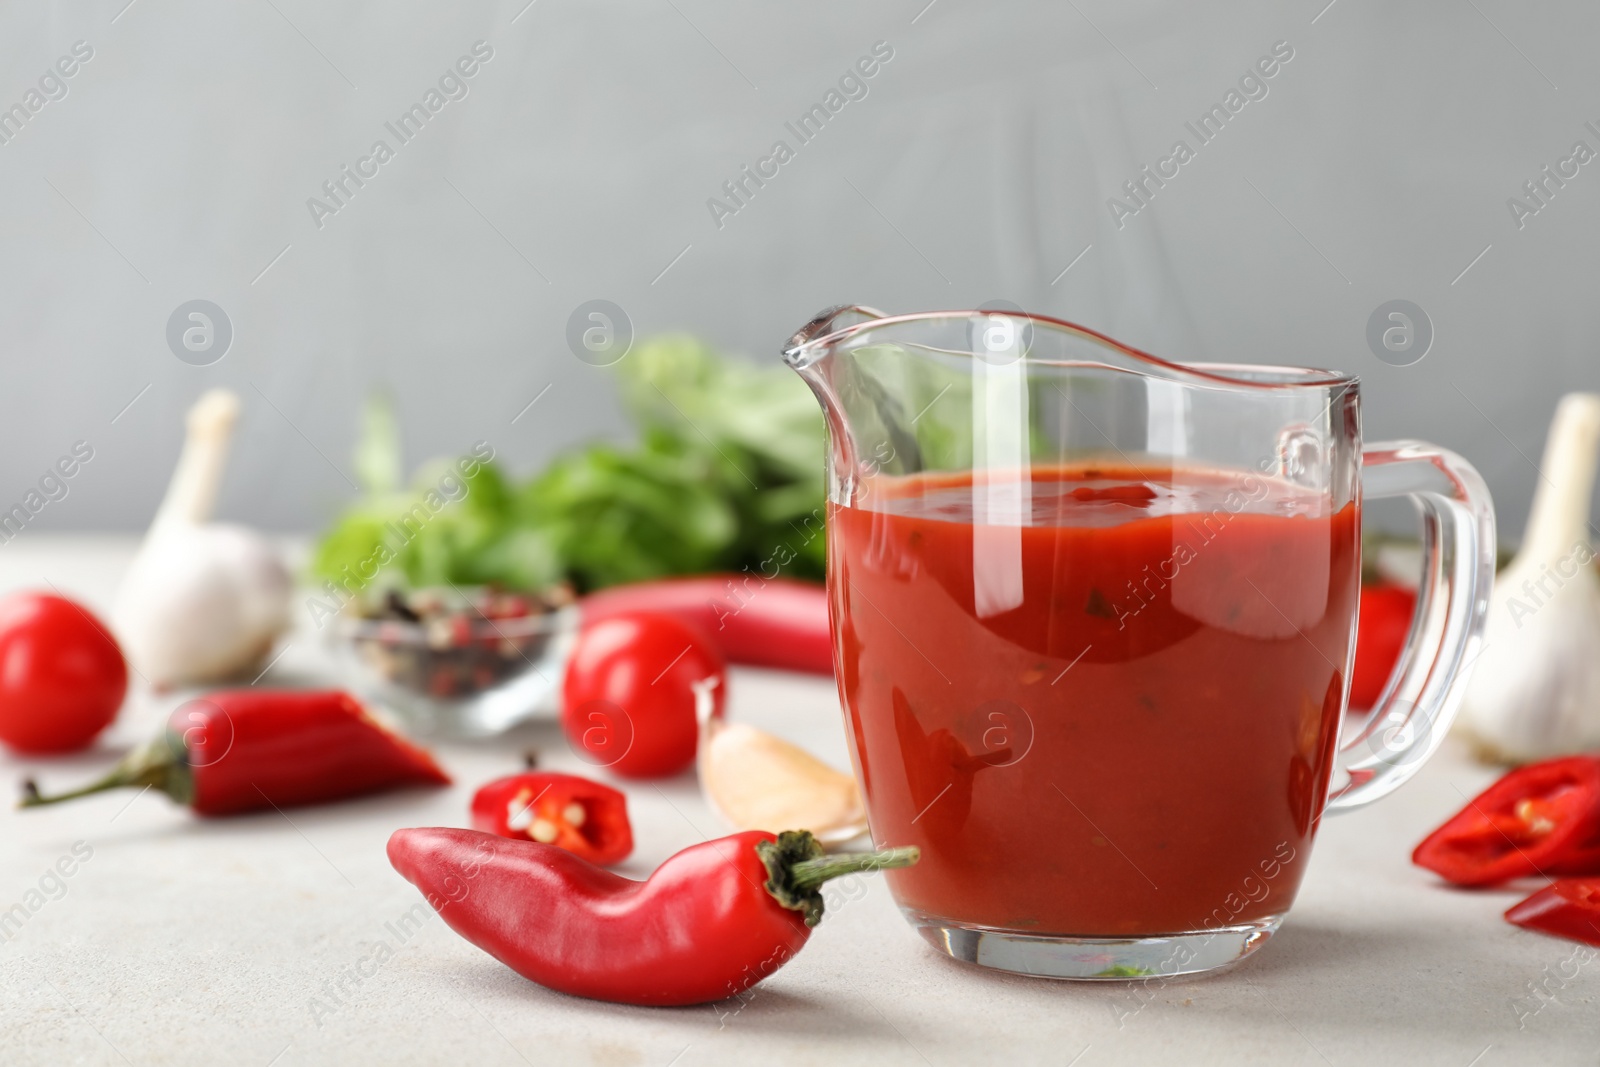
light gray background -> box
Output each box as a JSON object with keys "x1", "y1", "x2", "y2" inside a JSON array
[{"x1": 2, "y1": 0, "x2": 1597, "y2": 539}]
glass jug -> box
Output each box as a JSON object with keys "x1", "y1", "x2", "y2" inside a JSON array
[{"x1": 783, "y1": 306, "x2": 1494, "y2": 980}]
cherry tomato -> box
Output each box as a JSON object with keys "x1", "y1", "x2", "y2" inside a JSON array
[
  {"x1": 561, "y1": 613, "x2": 725, "y2": 779},
  {"x1": 0, "y1": 592, "x2": 128, "y2": 754},
  {"x1": 1349, "y1": 583, "x2": 1416, "y2": 711}
]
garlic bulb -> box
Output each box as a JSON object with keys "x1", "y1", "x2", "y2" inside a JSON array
[
  {"x1": 694, "y1": 677, "x2": 868, "y2": 845},
  {"x1": 1457, "y1": 393, "x2": 1600, "y2": 763},
  {"x1": 114, "y1": 389, "x2": 292, "y2": 690}
]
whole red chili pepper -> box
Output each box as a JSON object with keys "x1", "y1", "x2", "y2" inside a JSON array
[
  {"x1": 387, "y1": 826, "x2": 917, "y2": 1006},
  {"x1": 471, "y1": 771, "x2": 632, "y2": 865},
  {"x1": 1413, "y1": 755, "x2": 1600, "y2": 886},
  {"x1": 581, "y1": 576, "x2": 832, "y2": 675},
  {"x1": 19, "y1": 690, "x2": 450, "y2": 816},
  {"x1": 1506, "y1": 878, "x2": 1600, "y2": 948}
]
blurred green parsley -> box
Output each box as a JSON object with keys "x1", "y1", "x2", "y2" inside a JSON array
[{"x1": 310, "y1": 336, "x2": 827, "y2": 596}]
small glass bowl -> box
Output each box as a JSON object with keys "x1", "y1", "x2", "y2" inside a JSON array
[{"x1": 329, "y1": 597, "x2": 579, "y2": 738}]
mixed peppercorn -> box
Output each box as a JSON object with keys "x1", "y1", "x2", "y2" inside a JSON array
[{"x1": 345, "y1": 585, "x2": 574, "y2": 699}]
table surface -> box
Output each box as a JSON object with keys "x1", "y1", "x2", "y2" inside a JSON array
[{"x1": 2, "y1": 536, "x2": 1597, "y2": 1067}]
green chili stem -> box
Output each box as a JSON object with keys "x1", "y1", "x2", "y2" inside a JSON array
[
  {"x1": 17, "y1": 735, "x2": 191, "y2": 810},
  {"x1": 788, "y1": 846, "x2": 921, "y2": 891},
  {"x1": 757, "y1": 830, "x2": 921, "y2": 927}
]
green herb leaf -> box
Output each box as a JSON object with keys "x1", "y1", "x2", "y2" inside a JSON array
[
  {"x1": 353, "y1": 392, "x2": 402, "y2": 494},
  {"x1": 311, "y1": 336, "x2": 827, "y2": 596}
]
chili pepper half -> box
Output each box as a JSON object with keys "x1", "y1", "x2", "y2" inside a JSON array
[
  {"x1": 471, "y1": 771, "x2": 632, "y2": 865},
  {"x1": 19, "y1": 689, "x2": 450, "y2": 816},
  {"x1": 1506, "y1": 878, "x2": 1600, "y2": 948},
  {"x1": 1412, "y1": 755, "x2": 1600, "y2": 886},
  {"x1": 581, "y1": 576, "x2": 832, "y2": 675},
  {"x1": 387, "y1": 826, "x2": 917, "y2": 1006},
  {"x1": 1350, "y1": 583, "x2": 1416, "y2": 710}
]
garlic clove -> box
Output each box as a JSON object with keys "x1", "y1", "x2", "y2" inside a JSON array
[
  {"x1": 1457, "y1": 393, "x2": 1600, "y2": 764},
  {"x1": 698, "y1": 716, "x2": 868, "y2": 845}
]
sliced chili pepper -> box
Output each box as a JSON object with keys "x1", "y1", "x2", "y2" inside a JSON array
[
  {"x1": 19, "y1": 690, "x2": 450, "y2": 816},
  {"x1": 1506, "y1": 879, "x2": 1600, "y2": 948},
  {"x1": 387, "y1": 826, "x2": 917, "y2": 1006},
  {"x1": 1350, "y1": 583, "x2": 1416, "y2": 710},
  {"x1": 471, "y1": 772, "x2": 632, "y2": 866},
  {"x1": 581, "y1": 576, "x2": 831, "y2": 675},
  {"x1": 1412, "y1": 756, "x2": 1600, "y2": 886}
]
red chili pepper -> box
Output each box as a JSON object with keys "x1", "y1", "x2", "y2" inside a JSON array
[
  {"x1": 471, "y1": 771, "x2": 632, "y2": 865},
  {"x1": 1413, "y1": 756, "x2": 1600, "y2": 886},
  {"x1": 387, "y1": 826, "x2": 917, "y2": 1006},
  {"x1": 1350, "y1": 583, "x2": 1416, "y2": 710},
  {"x1": 1506, "y1": 878, "x2": 1600, "y2": 948},
  {"x1": 581, "y1": 576, "x2": 832, "y2": 675},
  {"x1": 19, "y1": 690, "x2": 450, "y2": 816}
]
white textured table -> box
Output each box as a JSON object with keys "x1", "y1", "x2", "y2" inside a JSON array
[{"x1": 2, "y1": 537, "x2": 1596, "y2": 1066}]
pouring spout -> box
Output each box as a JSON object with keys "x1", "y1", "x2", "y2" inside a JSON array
[
  {"x1": 782, "y1": 305, "x2": 888, "y2": 371},
  {"x1": 783, "y1": 306, "x2": 891, "y2": 504}
]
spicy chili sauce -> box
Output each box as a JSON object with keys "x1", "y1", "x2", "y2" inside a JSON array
[{"x1": 829, "y1": 465, "x2": 1358, "y2": 936}]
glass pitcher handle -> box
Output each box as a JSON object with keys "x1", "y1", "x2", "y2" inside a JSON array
[{"x1": 1325, "y1": 441, "x2": 1497, "y2": 814}]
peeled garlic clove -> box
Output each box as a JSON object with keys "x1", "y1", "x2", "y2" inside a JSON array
[{"x1": 699, "y1": 717, "x2": 868, "y2": 845}]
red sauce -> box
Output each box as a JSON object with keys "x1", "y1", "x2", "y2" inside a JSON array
[{"x1": 829, "y1": 465, "x2": 1358, "y2": 936}]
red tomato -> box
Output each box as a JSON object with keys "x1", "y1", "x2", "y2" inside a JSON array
[
  {"x1": 1349, "y1": 583, "x2": 1416, "y2": 711},
  {"x1": 0, "y1": 592, "x2": 128, "y2": 754},
  {"x1": 561, "y1": 613, "x2": 725, "y2": 779}
]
